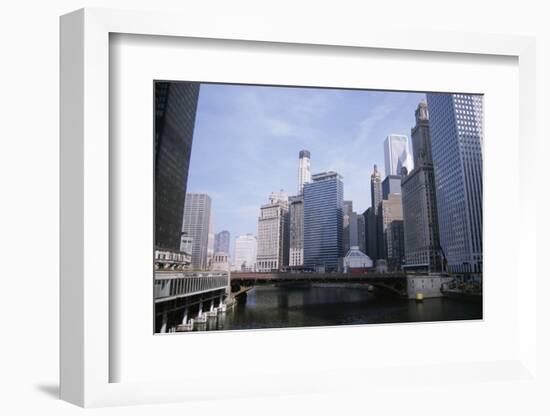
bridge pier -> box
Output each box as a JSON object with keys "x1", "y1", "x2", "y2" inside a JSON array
[
  {"x1": 182, "y1": 308, "x2": 189, "y2": 325},
  {"x1": 160, "y1": 311, "x2": 168, "y2": 333}
]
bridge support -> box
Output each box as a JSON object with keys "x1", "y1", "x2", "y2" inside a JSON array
[
  {"x1": 160, "y1": 311, "x2": 168, "y2": 333},
  {"x1": 182, "y1": 308, "x2": 188, "y2": 325},
  {"x1": 198, "y1": 301, "x2": 203, "y2": 317}
]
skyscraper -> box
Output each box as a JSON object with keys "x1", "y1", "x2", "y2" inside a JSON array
[
  {"x1": 234, "y1": 234, "x2": 258, "y2": 272},
  {"x1": 297, "y1": 150, "x2": 312, "y2": 194},
  {"x1": 303, "y1": 171, "x2": 344, "y2": 272},
  {"x1": 365, "y1": 165, "x2": 383, "y2": 260},
  {"x1": 214, "y1": 230, "x2": 231, "y2": 254},
  {"x1": 384, "y1": 134, "x2": 413, "y2": 177},
  {"x1": 182, "y1": 193, "x2": 212, "y2": 270},
  {"x1": 401, "y1": 101, "x2": 442, "y2": 272},
  {"x1": 256, "y1": 192, "x2": 289, "y2": 272},
  {"x1": 288, "y1": 194, "x2": 304, "y2": 267},
  {"x1": 154, "y1": 81, "x2": 200, "y2": 251},
  {"x1": 426, "y1": 93, "x2": 483, "y2": 274},
  {"x1": 370, "y1": 164, "x2": 383, "y2": 215},
  {"x1": 343, "y1": 201, "x2": 360, "y2": 255}
]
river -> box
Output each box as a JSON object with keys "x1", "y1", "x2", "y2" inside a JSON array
[{"x1": 198, "y1": 283, "x2": 482, "y2": 331}]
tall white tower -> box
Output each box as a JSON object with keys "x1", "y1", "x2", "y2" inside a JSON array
[
  {"x1": 384, "y1": 134, "x2": 413, "y2": 177},
  {"x1": 297, "y1": 150, "x2": 311, "y2": 194}
]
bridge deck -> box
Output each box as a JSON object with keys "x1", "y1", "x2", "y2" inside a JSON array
[{"x1": 231, "y1": 272, "x2": 407, "y2": 282}]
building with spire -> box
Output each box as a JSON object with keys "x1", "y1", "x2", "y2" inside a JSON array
[{"x1": 401, "y1": 101, "x2": 442, "y2": 272}]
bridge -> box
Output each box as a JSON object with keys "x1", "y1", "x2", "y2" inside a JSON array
[
  {"x1": 154, "y1": 271, "x2": 230, "y2": 333},
  {"x1": 230, "y1": 271, "x2": 410, "y2": 297}
]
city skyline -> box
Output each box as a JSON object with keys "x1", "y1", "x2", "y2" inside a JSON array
[
  {"x1": 154, "y1": 81, "x2": 483, "y2": 333},
  {"x1": 186, "y1": 83, "x2": 425, "y2": 240}
]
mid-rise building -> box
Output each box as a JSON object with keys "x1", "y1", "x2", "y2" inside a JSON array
[
  {"x1": 214, "y1": 230, "x2": 231, "y2": 256},
  {"x1": 426, "y1": 93, "x2": 483, "y2": 275},
  {"x1": 377, "y1": 193, "x2": 404, "y2": 270},
  {"x1": 182, "y1": 193, "x2": 212, "y2": 270},
  {"x1": 303, "y1": 171, "x2": 344, "y2": 272},
  {"x1": 179, "y1": 233, "x2": 193, "y2": 256},
  {"x1": 154, "y1": 81, "x2": 200, "y2": 252},
  {"x1": 401, "y1": 101, "x2": 442, "y2": 272},
  {"x1": 288, "y1": 194, "x2": 304, "y2": 267},
  {"x1": 210, "y1": 252, "x2": 230, "y2": 272},
  {"x1": 256, "y1": 192, "x2": 289, "y2": 272},
  {"x1": 234, "y1": 234, "x2": 257, "y2": 271},
  {"x1": 384, "y1": 134, "x2": 413, "y2": 177}
]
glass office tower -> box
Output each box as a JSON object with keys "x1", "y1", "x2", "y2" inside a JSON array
[
  {"x1": 426, "y1": 93, "x2": 483, "y2": 275},
  {"x1": 303, "y1": 171, "x2": 344, "y2": 272},
  {"x1": 154, "y1": 81, "x2": 200, "y2": 252}
]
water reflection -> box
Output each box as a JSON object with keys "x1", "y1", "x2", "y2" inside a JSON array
[{"x1": 195, "y1": 283, "x2": 482, "y2": 331}]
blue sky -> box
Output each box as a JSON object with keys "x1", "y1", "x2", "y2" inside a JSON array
[{"x1": 186, "y1": 83, "x2": 425, "y2": 243}]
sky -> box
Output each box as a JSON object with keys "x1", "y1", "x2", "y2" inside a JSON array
[{"x1": 186, "y1": 83, "x2": 426, "y2": 246}]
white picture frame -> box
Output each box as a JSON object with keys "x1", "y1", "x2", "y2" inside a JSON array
[{"x1": 60, "y1": 7, "x2": 539, "y2": 408}]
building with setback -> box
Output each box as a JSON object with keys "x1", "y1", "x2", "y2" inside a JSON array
[
  {"x1": 401, "y1": 101, "x2": 442, "y2": 272},
  {"x1": 303, "y1": 172, "x2": 344, "y2": 272},
  {"x1": 256, "y1": 192, "x2": 289, "y2": 272},
  {"x1": 182, "y1": 193, "x2": 212, "y2": 270},
  {"x1": 426, "y1": 93, "x2": 483, "y2": 275},
  {"x1": 154, "y1": 81, "x2": 200, "y2": 252}
]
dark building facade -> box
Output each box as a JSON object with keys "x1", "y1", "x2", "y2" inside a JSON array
[
  {"x1": 289, "y1": 194, "x2": 304, "y2": 267},
  {"x1": 401, "y1": 101, "x2": 442, "y2": 272},
  {"x1": 370, "y1": 164, "x2": 382, "y2": 215},
  {"x1": 155, "y1": 81, "x2": 200, "y2": 251},
  {"x1": 363, "y1": 165, "x2": 383, "y2": 261},
  {"x1": 303, "y1": 172, "x2": 344, "y2": 272}
]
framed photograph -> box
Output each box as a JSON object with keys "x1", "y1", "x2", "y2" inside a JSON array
[
  {"x1": 152, "y1": 80, "x2": 483, "y2": 335},
  {"x1": 60, "y1": 8, "x2": 539, "y2": 408}
]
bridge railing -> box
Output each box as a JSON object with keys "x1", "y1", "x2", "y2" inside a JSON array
[{"x1": 154, "y1": 271, "x2": 230, "y2": 301}]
